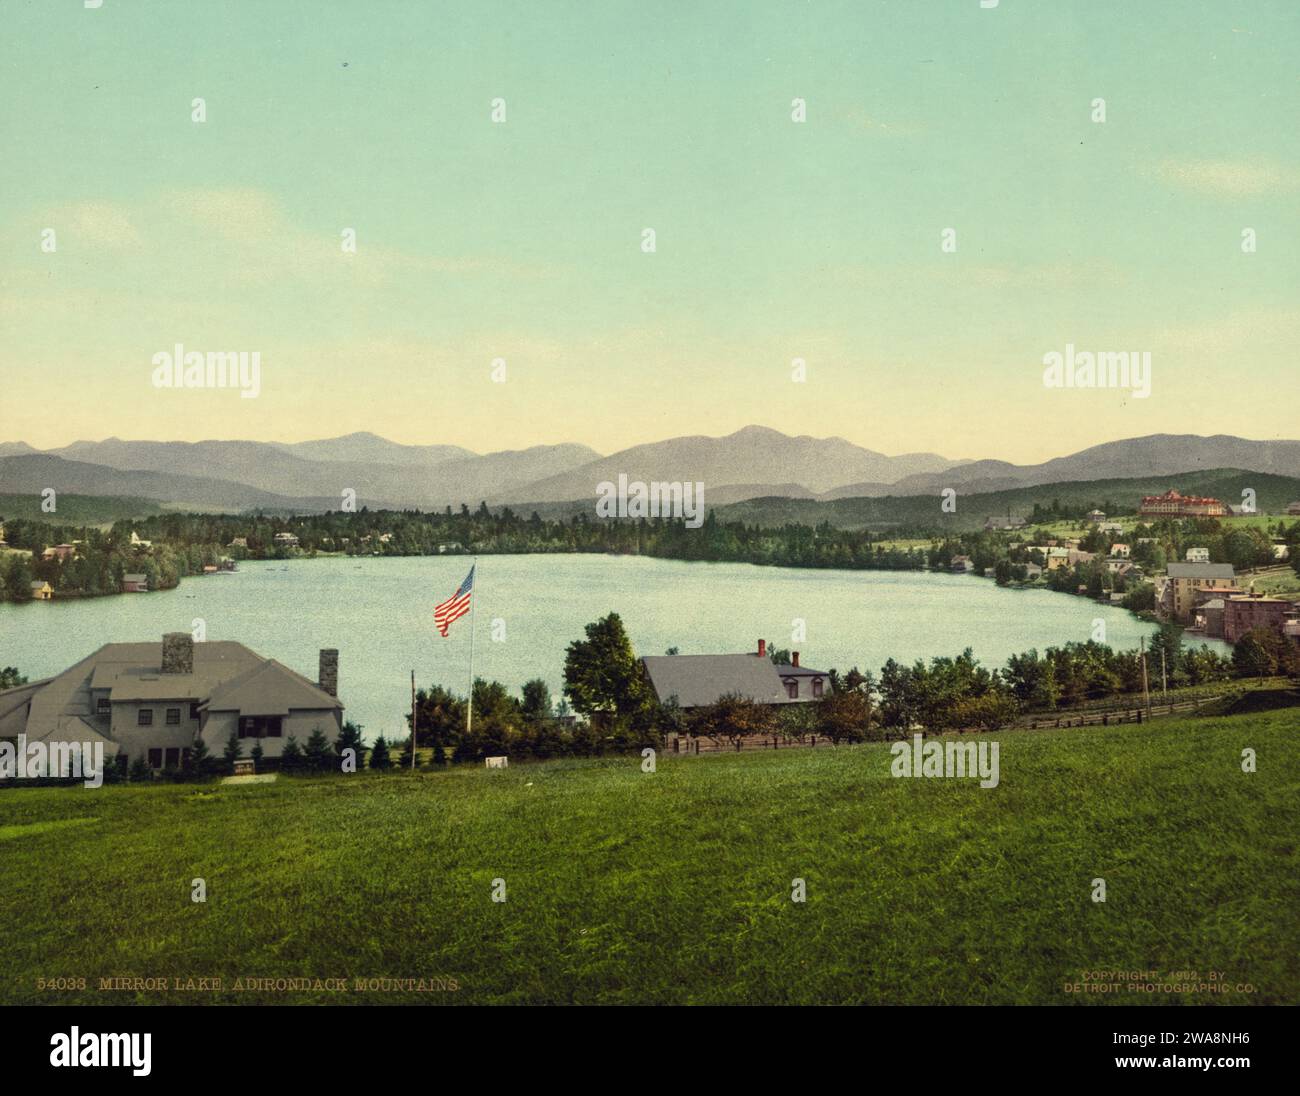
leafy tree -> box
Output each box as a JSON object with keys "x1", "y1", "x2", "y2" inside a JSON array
[
  {"x1": 3, "y1": 555, "x2": 34, "y2": 601},
  {"x1": 563, "y1": 612, "x2": 650, "y2": 722},
  {"x1": 691, "y1": 692, "x2": 773, "y2": 749},
  {"x1": 0, "y1": 666, "x2": 27, "y2": 690},
  {"x1": 520, "y1": 679, "x2": 553, "y2": 722},
  {"x1": 409, "y1": 685, "x2": 465, "y2": 750},
  {"x1": 775, "y1": 700, "x2": 816, "y2": 742},
  {"x1": 951, "y1": 692, "x2": 1020, "y2": 731},
  {"x1": 815, "y1": 688, "x2": 873, "y2": 744},
  {"x1": 1002, "y1": 649, "x2": 1059, "y2": 710}
]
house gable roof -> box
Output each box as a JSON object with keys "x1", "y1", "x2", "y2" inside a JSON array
[
  {"x1": 641, "y1": 654, "x2": 790, "y2": 709},
  {"x1": 202, "y1": 659, "x2": 342, "y2": 715}
]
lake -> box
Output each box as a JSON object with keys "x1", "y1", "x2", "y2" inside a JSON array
[{"x1": 0, "y1": 555, "x2": 1220, "y2": 740}]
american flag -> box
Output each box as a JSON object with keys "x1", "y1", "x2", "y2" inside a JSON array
[{"x1": 434, "y1": 565, "x2": 474, "y2": 637}]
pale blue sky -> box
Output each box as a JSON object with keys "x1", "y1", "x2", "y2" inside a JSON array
[{"x1": 1, "y1": 1, "x2": 1297, "y2": 461}]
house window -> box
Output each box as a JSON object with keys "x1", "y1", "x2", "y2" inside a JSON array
[
  {"x1": 240, "y1": 716, "x2": 284, "y2": 738},
  {"x1": 189, "y1": 702, "x2": 200, "y2": 719},
  {"x1": 96, "y1": 696, "x2": 110, "y2": 715},
  {"x1": 165, "y1": 708, "x2": 181, "y2": 725},
  {"x1": 147, "y1": 748, "x2": 162, "y2": 768},
  {"x1": 164, "y1": 748, "x2": 180, "y2": 769},
  {"x1": 785, "y1": 680, "x2": 799, "y2": 699},
  {"x1": 812, "y1": 678, "x2": 824, "y2": 698},
  {"x1": 138, "y1": 709, "x2": 154, "y2": 726}
]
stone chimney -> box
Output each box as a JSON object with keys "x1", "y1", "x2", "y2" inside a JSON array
[
  {"x1": 318, "y1": 648, "x2": 339, "y2": 697},
  {"x1": 757, "y1": 638, "x2": 766, "y2": 659},
  {"x1": 792, "y1": 651, "x2": 800, "y2": 667},
  {"x1": 162, "y1": 632, "x2": 194, "y2": 675}
]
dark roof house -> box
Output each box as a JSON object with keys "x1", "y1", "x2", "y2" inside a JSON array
[{"x1": 641, "y1": 640, "x2": 830, "y2": 709}]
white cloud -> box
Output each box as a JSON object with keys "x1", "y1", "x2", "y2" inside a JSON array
[{"x1": 1151, "y1": 159, "x2": 1299, "y2": 198}]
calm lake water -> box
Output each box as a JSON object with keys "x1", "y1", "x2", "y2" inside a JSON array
[{"x1": 0, "y1": 555, "x2": 1221, "y2": 741}]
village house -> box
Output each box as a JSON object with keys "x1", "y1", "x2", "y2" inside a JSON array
[
  {"x1": 1223, "y1": 595, "x2": 1296, "y2": 645},
  {"x1": 983, "y1": 514, "x2": 1027, "y2": 531},
  {"x1": 129, "y1": 531, "x2": 152, "y2": 550},
  {"x1": 1185, "y1": 547, "x2": 1210, "y2": 563},
  {"x1": 228, "y1": 537, "x2": 248, "y2": 549},
  {"x1": 1288, "y1": 501, "x2": 1300, "y2": 516},
  {"x1": 641, "y1": 639, "x2": 829, "y2": 711},
  {"x1": 1109, "y1": 543, "x2": 1131, "y2": 559},
  {"x1": 122, "y1": 573, "x2": 149, "y2": 593},
  {"x1": 1086, "y1": 509, "x2": 1106, "y2": 523},
  {"x1": 1159, "y1": 562, "x2": 1237, "y2": 623},
  {"x1": 30, "y1": 581, "x2": 54, "y2": 600},
  {"x1": 1139, "y1": 489, "x2": 1226, "y2": 519},
  {"x1": 950, "y1": 555, "x2": 975, "y2": 574},
  {"x1": 42, "y1": 543, "x2": 76, "y2": 562},
  {"x1": 273, "y1": 532, "x2": 300, "y2": 548},
  {"x1": 1105, "y1": 559, "x2": 1138, "y2": 579},
  {"x1": 1098, "y1": 522, "x2": 1125, "y2": 536},
  {"x1": 0, "y1": 634, "x2": 344, "y2": 773}
]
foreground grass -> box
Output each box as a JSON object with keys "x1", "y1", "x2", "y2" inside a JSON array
[{"x1": 1, "y1": 711, "x2": 1296, "y2": 1005}]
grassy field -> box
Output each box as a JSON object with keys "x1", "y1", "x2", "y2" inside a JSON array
[
  {"x1": 1245, "y1": 565, "x2": 1300, "y2": 600},
  {"x1": 1, "y1": 711, "x2": 1296, "y2": 1006}
]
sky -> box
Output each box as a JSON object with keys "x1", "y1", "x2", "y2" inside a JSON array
[{"x1": 1, "y1": 0, "x2": 1297, "y2": 463}]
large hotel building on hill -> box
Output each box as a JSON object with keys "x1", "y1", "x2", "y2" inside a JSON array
[{"x1": 1138, "y1": 489, "x2": 1227, "y2": 519}]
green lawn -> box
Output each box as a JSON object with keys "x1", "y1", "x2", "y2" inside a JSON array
[{"x1": 1, "y1": 711, "x2": 1296, "y2": 1005}]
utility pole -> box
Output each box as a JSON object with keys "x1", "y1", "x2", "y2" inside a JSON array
[
  {"x1": 410, "y1": 669, "x2": 417, "y2": 772},
  {"x1": 1160, "y1": 646, "x2": 1168, "y2": 704},
  {"x1": 1139, "y1": 637, "x2": 1152, "y2": 720}
]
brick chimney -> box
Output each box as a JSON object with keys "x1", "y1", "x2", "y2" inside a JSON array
[
  {"x1": 318, "y1": 648, "x2": 339, "y2": 697},
  {"x1": 792, "y1": 651, "x2": 800, "y2": 667},
  {"x1": 757, "y1": 638, "x2": 766, "y2": 659},
  {"x1": 162, "y1": 632, "x2": 194, "y2": 674}
]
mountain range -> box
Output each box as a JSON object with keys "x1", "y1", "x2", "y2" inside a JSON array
[{"x1": 0, "y1": 428, "x2": 1297, "y2": 515}]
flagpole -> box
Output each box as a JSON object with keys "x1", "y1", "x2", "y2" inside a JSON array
[{"x1": 466, "y1": 558, "x2": 478, "y2": 738}]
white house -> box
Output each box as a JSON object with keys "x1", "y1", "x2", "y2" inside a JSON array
[{"x1": 0, "y1": 634, "x2": 343, "y2": 772}]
